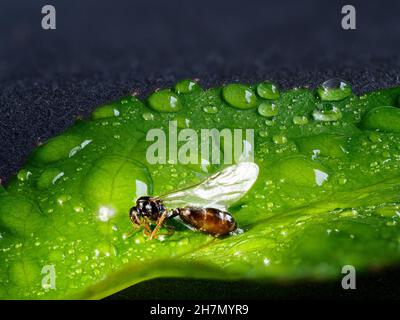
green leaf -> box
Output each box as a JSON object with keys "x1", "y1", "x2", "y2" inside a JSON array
[{"x1": 1, "y1": 82, "x2": 400, "y2": 299}]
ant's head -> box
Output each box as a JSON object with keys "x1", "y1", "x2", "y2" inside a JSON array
[{"x1": 129, "y1": 196, "x2": 164, "y2": 223}]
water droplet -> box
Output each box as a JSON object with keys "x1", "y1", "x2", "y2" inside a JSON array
[
  {"x1": 82, "y1": 155, "x2": 152, "y2": 213},
  {"x1": 317, "y1": 78, "x2": 352, "y2": 101},
  {"x1": 36, "y1": 169, "x2": 64, "y2": 190},
  {"x1": 147, "y1": 89, "x2": 181, "y2": 112},
  {"x1": 338, "y1": 175, "x2": 347, "y2": 185},
  {"x1": 17, "y1": 169, "x2": 32, "y2": 181},
  {"x1": 202, "y1": 106, "x2": 218, "y2": 114},
  {"x1": 98, "y1": 206, "x2": 115, "y2": 222},
  {"x1": 178, "y1": 237, "x2": 189, "y2": 246},
  {"x1": 57, "y1": 194, "x2": 71, "y2": 206},
  {"x1": 265, "y1": 119, "x2": 275, "y2": 126},
  {"x1": 142, "y1": 112, "x2": 154, "y2": 121},
  {"x1": 272, "y1": 135, "x2": 287, "y2": 144},
  {"x1": 222, "y1": 84, "x2": 258, "y2": 109},
  {"x1": 256, "y1": 82, "x2": 280, "y2": 100},
  {"x1": 258, "y1": 101, "x2": 278, "y2": 118},
  {"x1": 293, "y1": 115, "x2": 309, "y2": 125},
  {"x1": 73, "y1": 206, "x2": 85, "y2": 213},
  {"x1": 272, "y1": 156, "x2": 329, "y2": 187},
  {"x1": 32, "y1": 135, "x2": 83, "y2": 164},
  {"x1": 91, "y1": 105, "x2": 120, "y2": 119},
  {"x1": 69, "y1": 139, "x2": 92, "y2": 158},
  {"x1": 313, "y1": 104, "x2": 342, "y2": 122},
  {"x1": 368, "y1": 132, "x2": 382, "y2": 143},
  {"x1": 175, "y1": 116, "x2": 191, "y2": 128},
  {"x1": 259, "y1": 130, "x2": 269, "y2": 137},
  {"x1": 295, "y1": 134, "x2": 347, "y2": 159},
  {"x1": 174, "y1": 79, "x2": 200, "y2": 94},
  {"x1": 360, "y1": 106, "x2": 400, "y2": 133}
]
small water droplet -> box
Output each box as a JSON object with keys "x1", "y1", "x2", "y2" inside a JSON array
[
  {"x1": 91, "y1": 105, "x2": 120, "y2": 119},
  {"x1": 73, "y1": 206, "x2": 84, "y2": 213},
  {"x1": 338, "y1": 176, "x2": 347, "y2": 185},
  {"x1": 174, "y1": 79, "x2": 201, "y2": 94},
  {"x1": 202, "y1": 106, "x2": 218, "y2": 114},
  {"x1": 259, "y1": 130, "x2": 269, "y2": 137},
  {"x1": 258, "y1": 101, "x2": 278, "y2": 118},
  {"x1": 17, "y1": 169, "x2": 32, "y2": 181},
  {"x1": 142, "y1": 112, "x2": 154, "y2": 121},
  {"x1": 256, "y1": 82, "x2": 280, "y2": 100},
  {"x1": 272, "y1": 135, "x2": 287, "y2": 144},
  {"x1": 175, "y1": 116, "x2": 191, "y2": 128},
  {"x1": 57, "y1": 194, "x2": 71, "y2": 206},
  {"x1": 293, "y1": 115, "x2": 309, "y2": 125},
  {"x1": 265, "y1": 119, "x2": 275, "y2": 126}
]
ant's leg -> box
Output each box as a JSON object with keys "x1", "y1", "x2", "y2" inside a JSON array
[
  {"x1": 127, "y1": 219, "x2": 151, "y2": 238},
  {"x1": 126, "y1": 218, "x2": 145, "y2": 238},
  {"x1": 143, "y1": 218, "x2": 153, "y2": 237},
  {"x1": 150, "y1": 212, "x2": 167, "y2": 240}
]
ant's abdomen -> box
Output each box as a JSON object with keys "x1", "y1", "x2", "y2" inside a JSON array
[{"x1": 178, "y1": 207, "x2": 237, "y2": 236}]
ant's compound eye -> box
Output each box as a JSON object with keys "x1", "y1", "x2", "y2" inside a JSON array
[
  {"x1": 129, "y1": 207, "x2": 137, "y2": 218},
  {"x1": 129, "y1": 207, "x2": 141, "y2": 225}
]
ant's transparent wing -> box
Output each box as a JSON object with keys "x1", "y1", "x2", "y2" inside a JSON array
[{"x1": 160, "y1": 162, "x2": 259, "y2": 211}]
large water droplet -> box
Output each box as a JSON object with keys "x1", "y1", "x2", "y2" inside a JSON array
[
  {"x1": 174, "y1": 79, "x2": 200, "y2": 94},
  {"x1": 295, "y1": 134, "x2": 347, "y2": 159},
  {"x1": 317, "y1": 78, "x2": 352, "y2": 101},
  {"x1": 258, "y1": 101, "x2": 278, "y2": 118},
  {"x1": 222, "y1": 84, "x2": 258, "y2": 109},
  {"x1": 272, "y1": 156, "x2": 329, "y2": 187},
  {"x1": 82, "y1": 156, "x2": 153, "y2": 214},
  {"x1": 0, "y1": 194, "x2": 44, "y2": 235},
  {"x1": 256, "y1": 82, "x2": 280, "y2": 100},
  {"x1": 360, "y1": 106, "x2": 400, "y2": 133},
  {"x1": 32, "y1": 135, "x2": 84, "y2": 164},
  {"x1": 147, "y1": 89, "x2": 181, "y2": 112}
]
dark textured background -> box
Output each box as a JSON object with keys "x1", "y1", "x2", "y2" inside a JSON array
[{"x1": 1, "y1": 0, "x2": 400, "y2": 299}]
